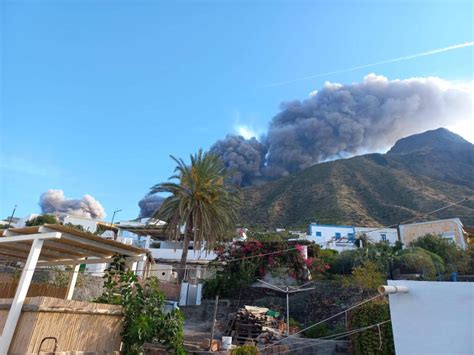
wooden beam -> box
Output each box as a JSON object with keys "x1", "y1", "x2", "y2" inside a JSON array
[
  {"x1": 37, "y1": 255, "x2": 146, "y2": 267},
  {"x1": 45, "y1": 238, "x2": 111, "y2": 258},
  {"x1": 6, "y1": 242, "x2": 75, "y2": 261},
  {"x1": 0, "y1": 232, "x2": 61, "y2": 243}
]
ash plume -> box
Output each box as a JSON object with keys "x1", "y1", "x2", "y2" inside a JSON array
[
  {"x1": 264, "y1": 74, "x2": 473, "y2": 176},
  {"x1": 40, "y1": 189, "x2": 106, "y2": 219},
  {"x1": 138, "y1": 194, "x2": 164, "y2": 218},
  {"x1": 210, "y1": 135, "x2": 267, "y2": 186}
]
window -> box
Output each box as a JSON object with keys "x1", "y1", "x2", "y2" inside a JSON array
[
  {"x1": 335, "y1": 232, "x2": 341, "y2": 239},
  {"x1": 348, "y1": 233, "x2": 355, "y2": 242},
  {"x1": 315, "y1": 231, "x2": 322, "y2": 237},
  {"x1": 441, "y1": 232, "x2": 456, "y2": 242},
  {"x1": 381, "y1": 234, "x2": 387, "y2": 242}
]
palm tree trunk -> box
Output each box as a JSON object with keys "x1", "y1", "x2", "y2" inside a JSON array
[{"x1": 178, "y1": 218, "x2": 193, "y2": 283}]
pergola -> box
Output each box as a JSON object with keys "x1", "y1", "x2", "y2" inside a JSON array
[{"x1": 0, "y1": 224, "x2": 150, "y2": 354}]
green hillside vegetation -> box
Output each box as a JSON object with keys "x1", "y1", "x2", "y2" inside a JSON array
[{"x1": 239, "y1": 128, "x2": 474, "y2": 228}]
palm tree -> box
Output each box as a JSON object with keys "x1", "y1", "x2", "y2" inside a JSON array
[{"x1": 151, "y1": 149, "x2": 241, "y2": 282}]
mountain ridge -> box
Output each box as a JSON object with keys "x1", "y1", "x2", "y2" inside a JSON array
[{"x1": 239, "y1": 128, "x2": 474, "y2": 228}]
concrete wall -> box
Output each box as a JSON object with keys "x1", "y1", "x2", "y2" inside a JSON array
[
  {"x1": 307, "y1": 224, "x2": 356, "y2": 252},
  {"x1": 355, "y1": 227, "x2": 398, "y2": 245},
  {"x1": 63, "y1": 215, "x2": 99, "y2": 233},
  {"x1": 399, "y1": 218, "x2": 466, "y2": 249},
  {"x1": 387, "y1": 280, "x2": 473, "y2": 355},
  {"x1": 150, "y1": 248, "x2": 217, "y2": 262}
]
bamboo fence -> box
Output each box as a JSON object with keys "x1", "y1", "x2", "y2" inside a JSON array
[
  {"x1": 0, "y1": 282, "x2": 68, "y2": 299},
  {"x1": 0, "y1": 297, "x2": 123, "y2": 354}
]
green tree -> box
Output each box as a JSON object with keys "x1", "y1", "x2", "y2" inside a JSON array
[
  {"x1": 25, "y1": 214, "x2": 59, "y2": 226},
  {"x1": 151, "y1": 150, "x2": 241, "y2": 281},
  {"x1": 394, "y1": 248, "x2": 445, "y2": 280},
  {"x1": 410, "y1": 234, "x2": 469, "y2": 273},
  {"x1": 348, "y1": 261, "x2": 386, "y2": 293}
]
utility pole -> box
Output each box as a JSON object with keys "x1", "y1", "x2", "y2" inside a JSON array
[
  {"x1": 110, "y1": 209, "x2": 122, "y2": 240},
  {"x1": 208, "y1": 295, "x2": 219, "y2": 351},
  {"x1": 7, "y1": 205, "x2": 17, "y2": 228}
]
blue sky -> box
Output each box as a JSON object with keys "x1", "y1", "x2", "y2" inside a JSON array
[{"x1": 1, "y1": 0, "x2": 473, "y2": 220}]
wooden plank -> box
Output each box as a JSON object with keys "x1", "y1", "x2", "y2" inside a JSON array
[{"x1": 5, "y1": 243, "x2": 77, "y2": 261}]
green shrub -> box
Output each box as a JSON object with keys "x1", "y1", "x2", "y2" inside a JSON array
[
  {"x1": 319, "y1": 249, "x2": 338, "y2": 267},
  {"x1": 203, "y1": 241, "x2": 327, "y2": 298},
  {"x1": 289, "y1": 318, "x2": 301, "y2": 328},
  {"x1": 304, "y1": 322, "x2": 346, "y2": 339},
  {"x1": 25, "y1": 214, "x2": 59, "y2": 226},
  {"x1": 411, "y1": 234, "x2": 469, "y2": 273},
  {"x1": 395, "y1": 247, "x2": 446, "y2": 279},
  {"x1": 329, "y1": 250, "x2": 360, "y2": 274},
  {"x1": 230, "y1": 344, "x2": 260, "y2": 354},
  {"x1": 349, "y1": 299, "x2": 394, "y2": 355},
  {"x1": 305, "y1": 323, "x2": 331, "y2": 338},
  {"x1": 346, "y1": 261, "x2": 386, "y2": 293},
  {"x1": 96, "y1": 256, "x2": 186, "y2": 354}
]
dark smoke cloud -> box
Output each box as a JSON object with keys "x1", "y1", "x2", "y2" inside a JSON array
[
  {"x1": 210, "y1": 135, "x2": 268, "y2": 186},
  {"x1": 264, "y1": 74, "x2": 472, "y2": 176},
  {"x1": 40, "y1": 189, "x2": 106, "y2": 219},
  {"x1": 138, "y1": 194, "x2": 164, "y2": 218}
]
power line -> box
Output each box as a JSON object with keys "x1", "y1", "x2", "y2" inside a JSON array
[
  {"x1": 262, "y1": 293, "x2": 384, "y2": 349},
  {"x1": 274, "y1": 320, "x2": 392, "y2": 354}
]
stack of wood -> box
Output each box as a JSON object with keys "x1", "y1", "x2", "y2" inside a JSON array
[{"x1": 225, "y1": 306, "x2": 285, "y2": 345}]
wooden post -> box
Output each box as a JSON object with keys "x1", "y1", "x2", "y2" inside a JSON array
[
  {"x1": 0, "y1": 238, "x2": 44, "y2": 354},
  {"x1": 286, "y1": 287, "x2": 290, "y2": 336},
  {"x1": 66, "y1": 263, "x2": 81, "y2": 300},
  {"x1": 209, "y1": 295, "x2": 219, "y2": 351}
]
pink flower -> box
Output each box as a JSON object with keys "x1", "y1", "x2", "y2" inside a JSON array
[
  {"x1": 304, "y1": 258, "x2": 315, "y2": 267},
  {"x1": 294, "y1": 244, "x2": 304, "y2": 252}
]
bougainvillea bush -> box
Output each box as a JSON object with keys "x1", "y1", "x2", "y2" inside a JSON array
[{"x1": 203, "y1": 241, "x2": 329, "y2": 298}]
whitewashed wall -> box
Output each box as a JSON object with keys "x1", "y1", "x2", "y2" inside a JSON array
[
  {"x1": 387, "y1": 280, "x2": 473, "y2": 355},
  {"x1": 355, "y1": 227, "x2": 398, "y2": 245}
]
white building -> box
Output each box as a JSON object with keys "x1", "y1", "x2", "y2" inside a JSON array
[
  {"x1": 63, "y1": 214, "x2": 101, "y2": 233},
  {"x1": 296, "y1": 223, "x2": 400, "y2": 252},
  {"x1": 354, "y1": 227, "x2": 398, "y2": 246},
  {"x1": 306, "y1": 223, "x2": 357, "y2": 252}
]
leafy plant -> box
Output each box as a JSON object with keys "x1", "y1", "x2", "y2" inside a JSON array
[
  {"x1": 410, "y1": 234, "x2": 469, "y2": 273},
  {"x1": 346, "y1": 261, "x2": 386, "y2": 293},
  {"x1": 95, "y1": 256, "x2": 186, "y2": 354},
  {"x1": 305, "y1": 323, "x2": 331, "y2": 338},
  {"x1": 349, "y1": 299, "x2": 395, "y2": 355},
  {"x1": 304, "y1": 321, "x2": 346, "y2": 339},
  {"x1": 25, "y1": 214, "x2": 59, "y2": 226},
  {"x1": 394, "y1": 248, "x2": 445, "y2": 280},
  {"x1": 288, "y1": 318, "x2": 301, "y2": 328},
  {"x1": 230, "y1": 344, "x2": 260, "y2": 355},
  {"x1": 203, "y1": 241, "x2": 328, "y2": 298},
  {"x1": 64, "y1": 222, "x2": 86, "y2": 232}
]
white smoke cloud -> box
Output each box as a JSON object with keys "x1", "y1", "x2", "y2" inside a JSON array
[
  {"x1": 39, "y1": 189, "x2": 106, "y2": 220},
  {"x1": 235, "y1": 125, "x2": 258, "y2": 140}
]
